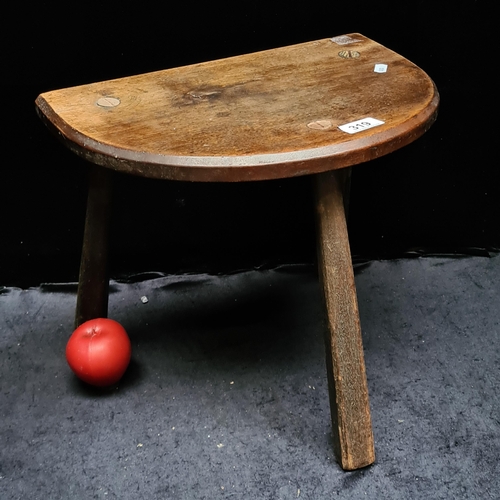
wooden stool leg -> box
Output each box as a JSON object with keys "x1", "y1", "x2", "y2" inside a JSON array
[
  {"x1": 75, "y1": 165, "x2": 113, "y2": 328},
  {"x1": 314, "y1": 168, "x2": 375, "y2": 470}
]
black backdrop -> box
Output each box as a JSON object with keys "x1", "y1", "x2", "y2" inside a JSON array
[{"x1": 2, "y1": 1, "x2": 497, "y2": 287}]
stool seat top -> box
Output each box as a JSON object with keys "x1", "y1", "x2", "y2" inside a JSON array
[{"x1": 36, "y1": 33, "x2": 438, "y2": 182}]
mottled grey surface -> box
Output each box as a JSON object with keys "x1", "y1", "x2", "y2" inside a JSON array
[{"x1": 1, "y1": 256, "x2": 499, "y2": 499}]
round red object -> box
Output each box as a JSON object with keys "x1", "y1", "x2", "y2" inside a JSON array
[{"x1": 66, "y1": 318, "x2": 132, "y2": 387}]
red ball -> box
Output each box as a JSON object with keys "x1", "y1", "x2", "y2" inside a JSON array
[{"x1": 66, "y1": 318, "x2": 132, "y2": 387}]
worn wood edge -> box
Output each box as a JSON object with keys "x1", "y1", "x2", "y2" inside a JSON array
[
  {"x1": 35, "y1": 86, "x2": 439, "y2": 182},
  {"x1": 314, "y1": 169, "x2": 375, "y2": 470}
]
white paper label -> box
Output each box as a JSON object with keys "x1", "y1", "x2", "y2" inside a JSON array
[
  {"x1": 338, "y1": 117, "x2": 385, "y2": 134},
  {"x1": 374, "y1": 63, "x2": 388, "y2": 73}
]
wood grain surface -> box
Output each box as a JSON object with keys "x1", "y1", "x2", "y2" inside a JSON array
[
  {"x1": 36, "y1": 33, "x2": 438, "y2": 182},
  {"x1": 315, "y1": 168, "x2": 375, "y2": 470}
]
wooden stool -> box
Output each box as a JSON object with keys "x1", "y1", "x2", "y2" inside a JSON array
[{"x1": 36, "y1": 33, "x2": 439, "y2": 470}]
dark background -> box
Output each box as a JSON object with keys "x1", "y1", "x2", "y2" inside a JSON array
[{"x1": 2, "y1": 1, "x2": 497, "y2": 287}]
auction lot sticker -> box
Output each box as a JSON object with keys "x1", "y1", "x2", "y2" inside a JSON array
[{"x1": 338, "y1": 117, "x2": 385, "y2": 134}]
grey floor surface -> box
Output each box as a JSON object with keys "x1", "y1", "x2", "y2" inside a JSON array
[{"x1": 1, "y1": 255, "x2": 499, "y2": 499}]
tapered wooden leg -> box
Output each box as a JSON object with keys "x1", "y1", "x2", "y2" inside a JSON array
[
  {"x1": 75, "y1": 165, "x2": 113, "y2": 328},
  {"x1": 314, "y1": 168, "x2": 375, "y2": 470}
]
